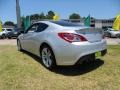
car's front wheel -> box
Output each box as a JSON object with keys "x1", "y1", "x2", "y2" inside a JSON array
[
  {"x1": 8, "y1": 36, "x2": 12, "y2": 39},
  {"x1": 40, "y1": 45, "x2": 56, "y2": 70},
  {"x1": 2, "y1": 34, "x2": 6, "y2": 39},
  {"x1": 116, "y1": 34, "x2": 120, "y2": 38},
  {"x1": 107, "y1": 33, "x2": 111, "y2": 38}
]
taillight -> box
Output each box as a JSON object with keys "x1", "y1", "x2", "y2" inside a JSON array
[{"x1": 58, "y1": 33, "x2": 87, "y2": 43}]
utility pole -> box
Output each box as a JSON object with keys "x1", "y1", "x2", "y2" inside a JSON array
[{"x1": 16, "y1": 0, "x2": 21, "y2": 28}]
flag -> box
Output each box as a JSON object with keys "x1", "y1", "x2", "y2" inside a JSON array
[
  {"x1": 84, "y1": 15, "x2": 91, "y2": 27},
  {"x1": 53, "y1": 14, "x2": 60, "y2": 21},
  {"x1": 0, "y1": 20, "x2": 2, "y2": 32},
  {"x1": 112, "y1": 15, "x2": 120, "y2": 30},
  {"x1": 23, "y1": 16, "x2": 31, "y2": 31}
]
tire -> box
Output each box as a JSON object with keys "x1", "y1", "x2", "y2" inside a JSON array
[
  {"x1": 8, "y1": 37, "x2": 12, "y2": 39},
  {"x1": 2, "y1": 34, "x2": 6, "y2": 39},
  {"x1": 108, "y1": 33, "x2": 111, "y2": 38},
  {"x1": 17, "y1": 40, "x2": 22, "y2": 51},
  {"x1": 40, "y1": 45, "x2": 56, "y2": 70},
  {"x1": 116, "y1": 34, "x2": 120, "y2": 38}
]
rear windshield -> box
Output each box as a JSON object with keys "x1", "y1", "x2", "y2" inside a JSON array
[{"x1": 50, "y1": 21, "x2": 81, "y2": 27}]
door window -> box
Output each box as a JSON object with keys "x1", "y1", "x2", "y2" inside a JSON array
[
  {"x1": 35, "y1": 23, "x2": 48, "y2": 32},
  {"x1": 25, "y1": 23, "x2": 48, "y2": 33},
  {"x1": 25, "y1": 23, "x2": 39, "y2": 33}
]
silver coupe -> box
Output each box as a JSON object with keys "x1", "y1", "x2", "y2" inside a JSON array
[{"x1": 17, "y1": 21, "x2": 107, "y2": 69}]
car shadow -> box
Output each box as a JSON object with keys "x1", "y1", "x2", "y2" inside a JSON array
[
  {"x1": 53, "y1": 59, "x2": 104, "y2": 76},
  {"x1": 21, "y1": 50, "x2": 104, "y2": 76}
]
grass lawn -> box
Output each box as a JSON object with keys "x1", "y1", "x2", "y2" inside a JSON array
[{"x1": 0, "y1": 45, "x2": 120, "y2": 90}]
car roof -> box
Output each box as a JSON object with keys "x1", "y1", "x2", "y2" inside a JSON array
[
  {"x1": 34, "y1": 20, "x2": 82, "y2": 27},
  {"x1": 33, "y1": 21, "x2": 63, "y2": 29}
]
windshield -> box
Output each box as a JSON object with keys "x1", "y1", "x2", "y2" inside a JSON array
[
  {"x1": 13, "y1": 29, "x2": 21, "y2": 32},
  {"x1": 50, "y1": 21, "x2": 81, "y2": 27},
  {"x1": 6, "y1": 29, "x2": 12, "y2": 31}
]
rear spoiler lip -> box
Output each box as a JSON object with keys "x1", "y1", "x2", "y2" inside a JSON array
[{"x1": 75, "y1": 28, "x2": 103, "y2": 35}]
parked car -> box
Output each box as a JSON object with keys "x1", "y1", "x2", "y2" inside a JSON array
[
  {"x1": 17, "y1": 21, "x2": 107, "y2": 69},
  {"x1": 7, "y1": 28, "x2": 22, "y2": 39},
  {"x1": 0, "y1": 28, "x2": 13, "y2": 39},
  {"x1": 104, "y1": 28, "x2": 120, "y2": 38}
]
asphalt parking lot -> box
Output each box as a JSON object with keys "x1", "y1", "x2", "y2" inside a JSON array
[{"x1": 0, "y1": 38, "x2": 120, "y2": 46}]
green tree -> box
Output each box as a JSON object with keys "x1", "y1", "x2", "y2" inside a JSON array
[
  {"x1": 30, "y1": 14, "x2": 39, "y2": 20},
  {"x1": 4, "y1": 21, "x2": 15, "y2": 26},
  {"x1": 46, "y1": 11, "x2": 55, "y2": 19},
  {"x1": 39, "y1": 13, "x2": 46, "y2": 20},
  {"x1": 69, "y1": 13, "x2": 81, "y2": 19}
]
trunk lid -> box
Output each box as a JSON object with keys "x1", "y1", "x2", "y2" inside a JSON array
[{"x1": 75, "y1": 28, "x2": 103, "y2": 43}]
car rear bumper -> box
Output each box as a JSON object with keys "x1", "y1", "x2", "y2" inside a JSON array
[
  {"x1": 54, "y1": 39, "x2": 107, "y2": 65},
  {"x1": 75, "y1": 49, "x2": 107, "y2": 64}
]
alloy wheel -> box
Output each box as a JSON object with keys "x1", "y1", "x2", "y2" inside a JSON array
[{"x1": 41, "y1": 47, "x2": 52, "y2": 68}]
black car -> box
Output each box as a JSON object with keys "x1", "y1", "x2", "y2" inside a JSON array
[{"x1": 7, "y1": 28, "x2": 22, "y2": 39}]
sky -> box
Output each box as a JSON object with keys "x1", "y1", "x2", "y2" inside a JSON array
[{"x1": 0, "y1": 0, "x2": 120, "y2": 23}]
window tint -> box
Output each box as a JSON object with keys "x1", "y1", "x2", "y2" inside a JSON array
[
  {"x1": 26, "y1": 23, "x2": 39, "y2": 33},
  {"x1": 25, "y1": 23, "x2": 48, "y2": 33},
  {"x1": 7, "y1": 29, "x2": 12, "y2": 31},
  {"x1": 35, "y1": 23, "x2": 48, "y2": 32},
  {"x1": 50, "y1": 21, "x2": 81, "y2": 27}
]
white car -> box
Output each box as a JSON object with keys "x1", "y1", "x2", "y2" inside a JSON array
[
  {"x1": 17, "y1": 21, "x2": 107, "y2": 69},
  {"x1": 104, "y1": 28, "x2": 120, "y2": 38},
  {"x1": 0, "y1": 28, "x2": 13, "y2": 39}
]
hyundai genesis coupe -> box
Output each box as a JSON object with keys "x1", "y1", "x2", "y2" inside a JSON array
[{"x1": 17, "y1": 21, "x2": 107, "y2": 69}]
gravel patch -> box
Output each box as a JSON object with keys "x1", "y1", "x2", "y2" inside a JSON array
[
  {"x1": 0, "y1": 39, "x2": 17, "y2": 46},
  {"x1": 106, "y1": 38, "x2": 120, "y2": 45}
]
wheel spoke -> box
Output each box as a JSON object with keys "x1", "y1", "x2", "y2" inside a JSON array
[
  {"x1": 48, "y1": 58, "x2": 52, "y2": 66},
  {"x1": 41, "y1": 47, "x2": 52, "y2": 68},
  {"x1": 47, "y1": 50, "x2": 51, "y2": 57}
]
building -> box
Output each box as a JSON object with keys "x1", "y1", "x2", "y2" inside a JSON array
[
  {"x1": 31, "y1": 18, "x2": 114, "y2": 29},
  {"x1": 62, "y1": 18, "x2": 115, "y2": 29},
  {"x1": 2, "y1": 25, "x2": 15, "y2": 29}
]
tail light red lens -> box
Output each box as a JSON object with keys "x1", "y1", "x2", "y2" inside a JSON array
[{"x1": 58, "y1": 33, "x2": 87, "y2": 43}]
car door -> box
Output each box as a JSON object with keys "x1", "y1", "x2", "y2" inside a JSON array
[
  {"x1": 21, "y1": 23, "x2": 39, "y2": 52},
  {"x1": 28, "y1": 23, "x2": 49, "y2": 55}
]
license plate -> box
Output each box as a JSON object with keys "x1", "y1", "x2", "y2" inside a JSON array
[{"x1": 95, "y1": 51, "x2": 101, "y2": 57}]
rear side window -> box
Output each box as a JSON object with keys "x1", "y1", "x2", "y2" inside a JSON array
[
  {"x1": 51, "y1": 21, "x2": 81, "y2": 27},
  {"x1": 36, "y1": 23, "x2": 48, "y2": 32}
]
